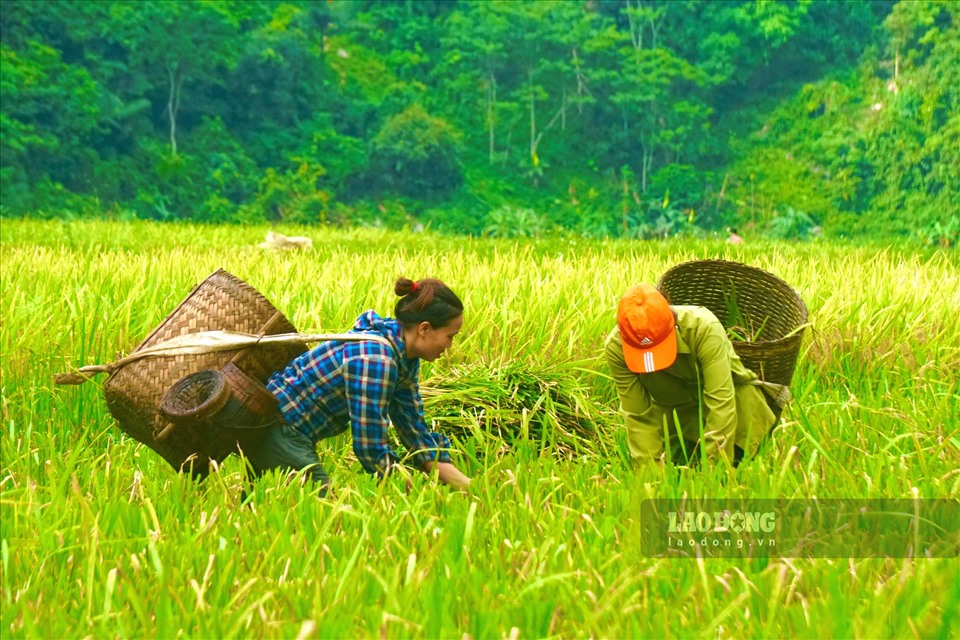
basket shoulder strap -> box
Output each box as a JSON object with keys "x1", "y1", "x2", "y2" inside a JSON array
[{"x1": 55, "y1": 330, "x2": 396, "y2": 386}]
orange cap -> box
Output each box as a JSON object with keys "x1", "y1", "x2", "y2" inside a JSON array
[{"x1": 617, "y1": 284, "x2": 678, "y2": 373}]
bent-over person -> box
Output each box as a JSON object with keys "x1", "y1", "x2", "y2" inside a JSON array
[
  {"x1": 245, "y1": 277, "x2": 471, "y2": 493},
  {"x1": 605, "y1": 283, "x2": 787, "y2": 467}
]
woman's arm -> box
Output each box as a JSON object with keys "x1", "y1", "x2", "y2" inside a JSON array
[
  {"x1": 389, "y1": 378, "x2": 460, "y2": 470},
  {"x1": 422, "y1": 460, "x2": 472, "y2": 491},
  {"x1": 604, "y1": 330, "x2": 668, "y2": 462},
  {"x1": 693, "y1": 322, "x2": 738, "y2": 463},
  {"x1": 343, "y1": 348, "x2": 403, "y2": 475}
]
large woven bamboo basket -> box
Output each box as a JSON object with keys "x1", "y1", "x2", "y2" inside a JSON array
[
  {"x1": 102, "y1": 269, "x2": 306, "y2": 477},
  {"x1": 656, "y1": 260, "x2": 808, "y2": 386}
]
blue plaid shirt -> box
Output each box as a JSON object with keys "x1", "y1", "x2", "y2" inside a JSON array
[{"x1": 266, "y1": 310, "x2": 453, "y2": 475}]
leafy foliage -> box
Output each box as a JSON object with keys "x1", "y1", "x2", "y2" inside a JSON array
[
  {"x1": 484, "y1": 205, "x2": 547, "y2": 238},
  {"x1": 371, "y1": 104, "x2": 464, "y2": 198},
  {"x1": 0, "y1": 0, "x2": 954, "y2": 241},
  {"x1": 723, "y1": 1, "x2": 958, "y2": 240}
]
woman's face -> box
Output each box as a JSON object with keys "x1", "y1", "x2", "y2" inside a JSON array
[{"x1": 411, "y1": 314, "x2": 463, "y2": 362}]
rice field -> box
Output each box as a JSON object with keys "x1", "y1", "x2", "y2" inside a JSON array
[{"x1": 1, "y1": 219, "x2": 958, "y2": 639}]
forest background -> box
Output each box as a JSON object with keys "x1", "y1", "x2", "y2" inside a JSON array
[{"x1": 1, "y1": 0, "x2": 957, "y2": 244}]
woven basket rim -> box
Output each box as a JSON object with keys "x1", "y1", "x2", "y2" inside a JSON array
[
  {"x1": 657, "y1": 259, "x2": 808, "y2": 346},
  {"x1": 133, "y1": 268, "x2": 239, "y2": 352}
]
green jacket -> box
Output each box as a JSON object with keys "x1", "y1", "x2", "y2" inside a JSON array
[{"x1": 604, "y1": 305, "x2": 779, "y2": 464}]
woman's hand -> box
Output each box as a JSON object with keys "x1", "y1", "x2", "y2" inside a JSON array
[{"x1": 423, "y1": 461, "x2": 472, "y2": 492}]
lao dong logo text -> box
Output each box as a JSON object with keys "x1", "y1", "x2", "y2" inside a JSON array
[
  {"x1": 667, "y1": 510, "x2": 776, "y2": 534},
  {"x1": 642, "y1": 499, "x2": 958, "y2": 558}
]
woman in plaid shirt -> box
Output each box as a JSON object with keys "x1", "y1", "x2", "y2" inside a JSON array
[{"x1": 246, "y1": 277, "x2": 471, "y2": 493}]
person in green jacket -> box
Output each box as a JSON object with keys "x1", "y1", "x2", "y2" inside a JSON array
[{"x1": 605, "y1": 283, "x2": 788, "y2": 467}]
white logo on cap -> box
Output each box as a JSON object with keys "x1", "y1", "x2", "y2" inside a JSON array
[{"x1": 640, "y1": 336, "x2": 653, "y2": 346}]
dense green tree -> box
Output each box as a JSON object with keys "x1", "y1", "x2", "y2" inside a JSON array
[
  {"x1": 371, "y1": 104, "x2": 463, "y2": 198},
  {"x1": 0, "y1": 38, "x2": 101, "y2": 211},
  {"x1": 440, "y1": 2, "x2": 517, "y2": 165}
]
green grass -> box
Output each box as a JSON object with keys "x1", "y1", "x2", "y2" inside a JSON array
[{"x1": 1, "y1": 220, "x2": 958, "y2": 638}]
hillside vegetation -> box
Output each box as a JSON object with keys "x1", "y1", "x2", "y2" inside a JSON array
[{"x1": 1, "y1": 1, "x2": 957, "y2": 242}]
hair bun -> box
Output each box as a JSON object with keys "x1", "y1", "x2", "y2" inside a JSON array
[
  {"x1": 393, "y1": 277, "x2": 462, "y2": 327},
  {"x1": 394, "y1": 277, "x2": 416, "y2": 297}
]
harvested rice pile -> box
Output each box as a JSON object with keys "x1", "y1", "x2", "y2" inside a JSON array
[{"x1": 422, "y1": 361, "x2": 616, "y2": 456}]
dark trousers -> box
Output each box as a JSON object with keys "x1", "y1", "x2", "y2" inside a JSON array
[{"x1": 240, "y1": 421, "x2": 330, "y2": 493}]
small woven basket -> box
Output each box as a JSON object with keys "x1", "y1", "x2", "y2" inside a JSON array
[
  {"x1": 217, "y1": 361, "x2": 280, "y2": 424},
  {"x1": 159, "y1": 370, "x2": 229, "y2": 425},
  {"x1": 158, "y1": 362, "x2": 281, "y2": 448},
  {"x1": 103, "y1": 269, "x2": 305, "y2": 477},
  {"x1": 656, "y1": 260, "x2": 808, "y2": 386}
]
